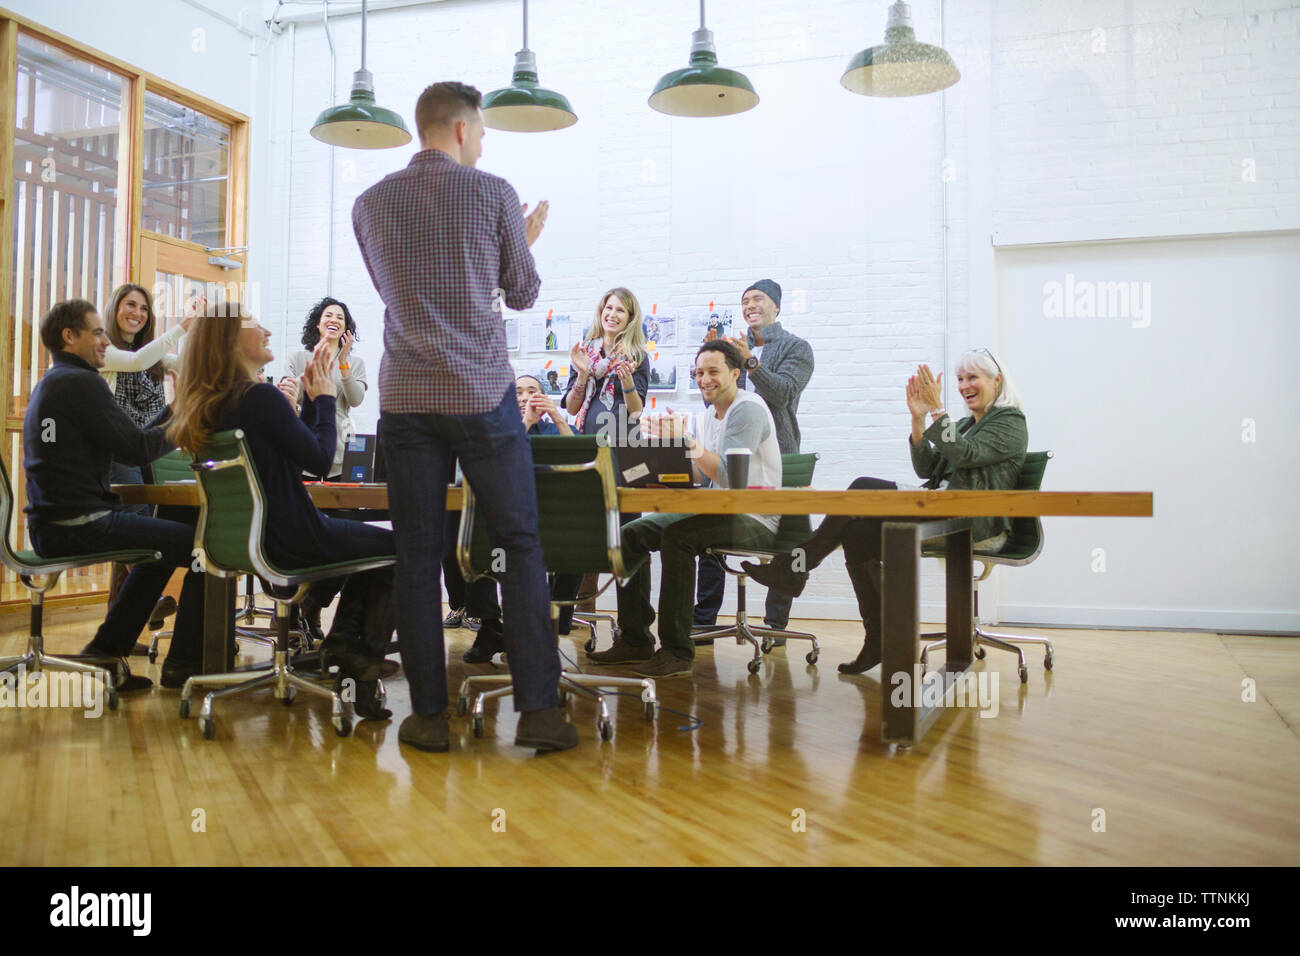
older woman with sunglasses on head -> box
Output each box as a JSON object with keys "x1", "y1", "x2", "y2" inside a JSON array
[{"x1": 744, "y1": 348, "x2": 1028, "y2": 674}]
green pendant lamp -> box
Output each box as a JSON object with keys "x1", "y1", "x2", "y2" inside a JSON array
[
  {"x1": 649, "y1": 0, "x2": 758, "y2": 117},
  {"x1": 841, "y1": 1, "x2": 960, "y2": 97},
  {"x1": 482, "y1": 0, "x2": 577, "y2": 132},
  {"x1": 311, "y1": 0, "x2": 412, "y2": 148}
]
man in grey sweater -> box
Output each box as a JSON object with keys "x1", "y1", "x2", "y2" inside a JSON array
[{"x1": 694, "y1": 279, "x2": 814, "y2": 637}]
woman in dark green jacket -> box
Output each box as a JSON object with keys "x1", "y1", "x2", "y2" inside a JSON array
[{"x1": 744, "y1": 348, "x2": 1028, "y2": 674}]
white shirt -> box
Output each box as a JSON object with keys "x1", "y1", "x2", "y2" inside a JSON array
[{"x1": 693, "y1": 390, "x2": 782, "y2": 532}]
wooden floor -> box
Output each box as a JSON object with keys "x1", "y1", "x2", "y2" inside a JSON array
[{"x1": 2, "y1": 605, "x2": 1298, "y2": 866}]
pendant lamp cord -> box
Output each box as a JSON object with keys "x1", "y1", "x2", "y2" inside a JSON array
[
  {"x1": 361, "y1": 0, "x2": 367, "y2": 71},
  {"x1": 700, "y1": 0, "x2": 706, "y2": 30},
  {"x1": 523, "y1": 0, "x2": 529, "y2": 49}
]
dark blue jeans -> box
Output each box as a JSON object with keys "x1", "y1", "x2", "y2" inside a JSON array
[
  {"x1": 380, "y1": 386, "x2": 560, "y2": 716},
  {"x1": 30, "y1": 510, "x2": 204, "y2": 663}
]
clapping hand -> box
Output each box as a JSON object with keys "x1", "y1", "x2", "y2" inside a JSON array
[
  {"x1": 524, "y1": 394, "x2": 560, "y2": 427},
  {"x1": 569, "y1": 341, "x2": 591, "y2": 377},
  {"x1": 522, "y1": 200, "x2": 550, "y2": 247},
  {"x1": 180, "y1": 294, "x2": 207, "y2": 333},
  {"x1": 611, "y1": 357, "x2": 637, "y2": 390},
  {"x1": 338, "y1": 329, "x2": 354, "y2": 366},
  {"x1": 915, "y1": 364, "x2": 943, "y2": 412},
  {"x1": 723, "y1": 336, "x2": 752, "y2": 363},
  {"x1": 277, "y1": 375, "x2": 300, "y2": 407},
  {"x1": 642, "y1": 408, "x2": 688, "y2": 441},
  {"x1": 302, "y1": 340, "x2": 337, "y2": 400}
]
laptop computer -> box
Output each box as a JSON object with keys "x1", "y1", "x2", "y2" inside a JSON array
[
  {"x1": 615, "y1": 443, "x2": 698, "y2": 488},
  {"x1": 340, "y1": 434, "x2": 377, "y2": 482}
]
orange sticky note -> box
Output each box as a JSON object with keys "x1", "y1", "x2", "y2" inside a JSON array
[
  {"x1": 652, "y1": 303, "x2": 658, "y2": 314},
  {"x1": 547, "y1": 308, "x2": 553, "y2": 319},
  {"x1": 543, "y1": 359, "x2": 553, "y2": 369},
  {"x1": 708, "y1": 300, "x2": 714, "y2": 311},
  {"x1": 651, "y1": 397, "x2": 657, "y2": 409}
]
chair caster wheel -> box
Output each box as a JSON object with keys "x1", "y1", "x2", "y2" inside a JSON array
[
  {"x1": 148, "y1": 650, "x2": 157, "y2": 664},
  {"x1": 747, "y1": 658, "x2": 762, "y2": 675},
  {"x1": 333, "y1": 715, "x2": 352, "y2": 738},
  {"x1": 1018, "y1": 665, "x2": 1028, "y2": 683},
  {"x1": 805, "y1": 651, "x2": 819, "y2": 665},
  {"x1": 583, "y1": 637, "x2": 596, "y2": 654},
  {"x1": 106, "y1": 688, "x2": 119, "y2": 711},
  {"x1": 472, "y1": 715, "x2": 484, "y2": 737},
  {"x1": 179, "y1": 698, "x2": 191, "y2": 719},
  {"x1": 200, "y1": 717, "x2": 216, "y2": 740},
  {"x1": 1044, "y1": 653, "x2": 1053, "y2": 671},
  {"x1": 975, "y1": 647, "x2": 986, "y2": 660},
  {"x1": 598, "y1": 718, "x2": 614, "y2": 741},
  {"x1": 644, "y1": 700, "x2": 656, "y2": 720},
  {"x1": 282, "y1": 686, "x2": 296, "y2": 705},
  {"x1": 760, "y1": 638, "x2": 774, "y2": 654},
  {"x1": 456, "y1": 695, "x2": 469, "y2": 716}
]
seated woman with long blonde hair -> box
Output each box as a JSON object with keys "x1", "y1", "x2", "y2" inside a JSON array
[{"x1": 167, "y1": 314, "x2": 395, "y2": 718}]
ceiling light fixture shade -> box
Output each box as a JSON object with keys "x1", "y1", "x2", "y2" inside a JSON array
[
  {"x1": 311, "y1": 0, "x2": 412, "y2": 148},
  {"x1": 841, "y1": 1, "x2": 960, "y2": 97},
  {"x1": 483, "y1": 1, "x2": 577, "y2": 131},
  {"x1": 649, "y1": 1, "x2": 758, "y2": 117}
]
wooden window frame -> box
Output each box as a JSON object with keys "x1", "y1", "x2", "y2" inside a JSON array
[{"x1": 0, "y1": 6, "x2": 249, "y2": 608}]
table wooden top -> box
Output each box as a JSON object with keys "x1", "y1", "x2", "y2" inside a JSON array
[{"x1": 114, "y1": 482, "x2": 1153, "y2": 517}]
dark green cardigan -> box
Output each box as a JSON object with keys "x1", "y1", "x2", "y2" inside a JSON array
[{"x1": 908, "y1": 405, "x2": 1028, "y2": 543}]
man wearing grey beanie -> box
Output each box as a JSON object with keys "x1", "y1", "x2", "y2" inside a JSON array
[{"x1": 694, "y1": 278, "x2": 815, "y2": 639}]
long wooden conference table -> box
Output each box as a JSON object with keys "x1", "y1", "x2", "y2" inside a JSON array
[{"x1": 116, "y1": 482, "x2": 1152, "y2": 748}]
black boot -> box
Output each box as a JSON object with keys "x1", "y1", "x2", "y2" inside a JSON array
[
  {"x1": 839, "y1": 554, "x2": 883, "y2": 674},
  {"x1": 741, "y1": 554, "x2": 809, "y2": 597}
]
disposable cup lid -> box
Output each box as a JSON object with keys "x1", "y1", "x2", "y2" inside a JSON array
[{"x1": 724, "y1": 448, "x2": 751, "y2": 456}]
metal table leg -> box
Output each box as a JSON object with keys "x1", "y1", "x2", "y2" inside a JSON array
[{"x1": 204, "y1": 573, "x2": 236, "y2": 673}]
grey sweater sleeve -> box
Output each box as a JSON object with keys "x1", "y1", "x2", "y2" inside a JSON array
[{"x1": 749, "y1": 337, "x2": 814, "y2": 406}]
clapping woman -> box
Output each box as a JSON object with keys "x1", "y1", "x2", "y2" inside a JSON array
[
  {"x1": 563, "y1": 288, "x2": 649, "y2": 442},
  {"x1": 167, "y1": 314, "x2": 395, "y2": 719},
  {"x1": 285, "y1": 297, "x2": 366, "y2": 480},
  {"x1": 744, "y1": 349, "x2": 1028, "y2": 674}
]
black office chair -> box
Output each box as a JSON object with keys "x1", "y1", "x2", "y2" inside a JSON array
[{"x1": 919, "y1": 451, "x2": 1056, "y2": 683}]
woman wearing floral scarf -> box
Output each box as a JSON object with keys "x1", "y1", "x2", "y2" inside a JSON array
[{"x1": 563, "y1": 287, "x2": 649, "y2": 440}]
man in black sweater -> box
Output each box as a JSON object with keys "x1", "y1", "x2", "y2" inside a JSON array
[{"x1": 24, "y1": 300, "x2": 204, "y2": 691}]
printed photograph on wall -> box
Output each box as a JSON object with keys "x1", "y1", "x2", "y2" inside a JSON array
[
  {"x1": 642, "y1": 310, "x2": 677, "y2": 348},
  {"x1": 527, "y1": 310, "x2": 571, "y2": 352},
  {"x1": 537, "y1": 362, "x2": 566, "y2": 395},
  {"x1": 647, "y1": 351, "x2": 677, "y2": 391},
  {"x1": 683, "y1": 304, "x2": 732, "y2": 346},
  {"x1": 503, "y1": 314, "x2": 520, "y2": 351}
]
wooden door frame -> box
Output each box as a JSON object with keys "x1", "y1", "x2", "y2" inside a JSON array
[{"x1": 0, "y1": 7, "x2": 250, "y2": 608}]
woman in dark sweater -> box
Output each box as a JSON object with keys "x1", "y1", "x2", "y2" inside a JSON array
[
  {"x1": 168, "y1": 314, "x2": 395, "y2": 719},
  {"x1": 745, "y1": 349, "x2": 1028, "y2": 674}
]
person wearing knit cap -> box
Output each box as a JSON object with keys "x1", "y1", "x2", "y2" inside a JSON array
[{"x1": 694, "y1": 278, "x2": 815, "y2": 641}]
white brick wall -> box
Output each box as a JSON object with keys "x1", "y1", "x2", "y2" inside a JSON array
[{"x1": 242, "y1": 0, "x2": 1298, "y2": 625}]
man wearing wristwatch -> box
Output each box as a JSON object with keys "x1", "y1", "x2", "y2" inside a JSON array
[{"x1": 693, "y1": 279, "x2": 815, "y2": 641}]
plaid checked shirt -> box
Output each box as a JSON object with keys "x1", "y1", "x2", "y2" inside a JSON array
[{"x1": 353, "y1": 149, "x2": 541, "y2": 415}]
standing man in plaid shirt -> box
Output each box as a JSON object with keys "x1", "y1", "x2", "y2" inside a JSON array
[{"x1": 353, "y1": 82, "x2": 575, "y2": 753}]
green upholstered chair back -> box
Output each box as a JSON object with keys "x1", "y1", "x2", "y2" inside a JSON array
[
  {"x1": 148, "y1": 448, "x2": 194, "y2": 484},
  {"x1": 458, "y1": 436, "x2": 633, "y2": 582},
  {"x1": 192, "y1": 429, "x2": 264, "y2": 580},
  {"x1": 772, "y1": 452, "x2": 820, "y2": 552},
  {"x1": 993, "y1": 450, "x2": 1052, "y2": 562},
  {"x1": 0, "y1": 453, "x2": 21, "y2": 570}
]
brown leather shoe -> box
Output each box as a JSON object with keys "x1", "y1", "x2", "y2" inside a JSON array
[
  {"x1": 399, "y1": 711, "x2": 450, "y2": 752},
  {"x1": 514, "y1": 707, "x2": 578, "y2": 752},
  {"x1": 586, "y1": 639, "x2": 653, "y2": 664}
]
